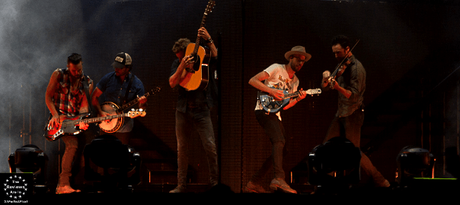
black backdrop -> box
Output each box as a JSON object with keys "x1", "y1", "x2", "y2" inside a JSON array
[{"x1": 2, "y1": 0, "x2": 460, "y2": 193}]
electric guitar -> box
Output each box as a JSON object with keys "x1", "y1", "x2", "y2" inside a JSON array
[
  {"x1": 44, "y1": 109, "x2": 146, "y2": 141},
  {"x1": 99, "y1": 87, "x2": 160, "y2": 133},
  {"x1": 180, "y1": 0, "x2": 216, "y2": 91},
  {"x1": 259, "y1": 88, "x2": 322, "y2": 113}
]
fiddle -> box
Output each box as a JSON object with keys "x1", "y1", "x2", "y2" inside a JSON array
[
  {"x1": 324, "y1": 39, "x2": 360, "y2": 89},
  {"x1": 333, "y1": 56, "x2": 352, "y2": 78}
]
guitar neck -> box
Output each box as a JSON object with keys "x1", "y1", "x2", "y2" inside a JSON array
[
  {"x1": 119, "y1": 93, "x2": 149, "y2": 111},
  {"x1": 118, "y1": 87, "x2": 159, "y2": 111},
  {"x1": 283, "y1": 91, "x2": 301, "y2": 99},
  {"x1": 77, "y1": 113, "x2": 128, "y2": 125},
  {"x1": 282, "y1": 88, "x2": 321, "y2": 99},
  {"x1": 193, "y1": 1, "x2": 213, "y2": 54}
]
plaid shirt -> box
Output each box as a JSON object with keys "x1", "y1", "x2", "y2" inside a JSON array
[{"x1": 53, "y1": 68, "x2": 92, "y2": 116}]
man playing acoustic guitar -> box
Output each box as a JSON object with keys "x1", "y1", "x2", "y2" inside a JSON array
[
  {"x1": 169, "y1": 27, "x2": 219, "y2": 193},
  {"x1": 45, "y1": 53, "x2": 93, "y2": 194}
]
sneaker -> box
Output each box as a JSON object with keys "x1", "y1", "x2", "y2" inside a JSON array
[
  {"x1": 269, "y1": 178, "x2": 297, "y2": 194},
  {"x1": 55, "y1": 185, "x2": 81, "y2": 194},
  {"x1": 169, "y1": 185, "x2": 186, "y2": 193},
  {"x1": 244, "y1": 181, "x2": 267, "y2": 193}
]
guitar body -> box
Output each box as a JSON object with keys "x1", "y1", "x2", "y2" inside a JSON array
[
  {"x1": 259, "y1": 88, "x2": 322, "y2": 113},
  {"x1": 259, "y1": 90, "x2": 290, "y2": 113},
  {"x1": 98, "y1": 87, "x2": 160, "y2": 133},
  {"x1": 99, "y1": 101, "x2": 124, "y2": 133},
  {"x1": 180, "y1": 43, "x2": 209, "y2": 91},
  {"x1": 44, "y1": 115, "x2": 84, "y2": 141}
]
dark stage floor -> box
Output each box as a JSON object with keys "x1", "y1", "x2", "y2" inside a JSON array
[{"x1": 24, "y1": 184, "x2": 460, "y2": 203}]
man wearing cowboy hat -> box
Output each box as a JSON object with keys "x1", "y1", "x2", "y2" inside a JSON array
[{"x1": 246, "y1": 45, "x2": 311, "y2": 194}]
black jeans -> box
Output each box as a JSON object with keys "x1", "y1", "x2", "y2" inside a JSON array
[
  {"x1": 174, "y1": 106, "x2": 219, "y2": 186},
  {"x1": 324, "y1": 109, "x2": 364, "y2": 147},
  {"x1": 251, "y1": 110, "x2": 288, "y2": 182},
  {"x1": 324, "y1": 109, "x2": 388, "y2": 186}
]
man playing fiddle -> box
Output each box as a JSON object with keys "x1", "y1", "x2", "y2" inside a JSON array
[{"x1": 322, "y1": 35, "x2": 390, "y2": 187}]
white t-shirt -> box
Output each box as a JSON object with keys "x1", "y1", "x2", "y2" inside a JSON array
[{"x1": 254, "y1": 63, "x2": 299, "y2": 120}]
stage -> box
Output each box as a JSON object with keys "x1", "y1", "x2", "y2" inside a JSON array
[
  {"x1": 27, "y1": 187, "x2": 458, "y2": 203},
  {"x1": 18, "y1": 180, "x2": 460, "y2": 203}
]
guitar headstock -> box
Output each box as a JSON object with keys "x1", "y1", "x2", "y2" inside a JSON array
[
  {"x1": 127, "y1": 109, "x2": 147, "y2": 118},
  {"x1": 305, "y1": 88, "x2": 322, "y2": 96},
  {"x1": 149, "y1": 86, "x2": 161, "y2": 94},
  {"x1": 205, "y1": 0, "x2": 216, "y2": 15}
]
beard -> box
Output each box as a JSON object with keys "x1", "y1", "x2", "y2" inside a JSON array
[{"x1": 290, "y1": 61, "x2": 301, "y2": 72}]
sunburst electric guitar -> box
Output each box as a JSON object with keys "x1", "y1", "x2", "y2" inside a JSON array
[
  {"x1": 179, "y1": 0, "x2": 216, "y2": 91},
  {"x1": 259, "y1": 88, "x2": 322, "y2": 113},
  {"x1": 44, "y1": 109, "x2": 146, "y2": 141}
]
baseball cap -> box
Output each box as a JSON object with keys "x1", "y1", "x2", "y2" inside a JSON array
[{"x1": 111, "y1": 52, "x2": 132, "y2": 69}]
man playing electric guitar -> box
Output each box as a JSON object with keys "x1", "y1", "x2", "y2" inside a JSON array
[
  {"x1": 91, "y1": 52, "x2": 147, "y2": 145},
  {"x1": 45, "y1": 53, "x2": 92, "y2": 194},
  {"x1": 246, "y1": 46, "x2": 311, "y2": 194}
]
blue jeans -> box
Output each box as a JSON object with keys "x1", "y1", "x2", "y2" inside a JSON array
[
  {"x1": 250, "y1": 110, "x2": 288, "y2": 182},
  {"x1": 174, "y1": 106, "x2": 219, "y2": 186}
]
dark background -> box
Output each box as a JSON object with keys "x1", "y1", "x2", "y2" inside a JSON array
[{"x1": 1, "y1": 0, "x2": 460, "y2": 193}]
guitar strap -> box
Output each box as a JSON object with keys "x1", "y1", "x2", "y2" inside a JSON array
[
  {"x1": 122, "y1": 73, "x2": 134, "y2": 107},
  {"x1": 81, "y1": 73, "x2": 93, "y2": 115}
]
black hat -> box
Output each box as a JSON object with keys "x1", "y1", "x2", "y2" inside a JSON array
[{"x1": 112, "y1": 52, "x2": 132, "y2": 69}]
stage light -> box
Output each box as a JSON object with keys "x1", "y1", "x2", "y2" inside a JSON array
[
  {"x1": 8, "y1": 144, "x2": 47, "y2": 192},
  {"x1": 396, "y1": 146, "x2": 435, "y2": 186},
  {"x1": 308, "y1": 137, "x2": 361, "y2": 193},
  {"x1": 84, "y1": 134, "x2": 141, "y2": 192}
]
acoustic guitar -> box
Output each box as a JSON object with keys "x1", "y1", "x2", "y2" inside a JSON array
[{"x1": 179, "y1": 0, "x2": 216, "y2": 91}]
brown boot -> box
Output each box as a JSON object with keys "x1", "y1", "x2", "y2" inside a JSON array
[
  {"x1": 269, "y1": 178, "x2": 297, "y2": 194},
  {"x1": 244, "y1": 181, "x2": 267, "y2": 193},
  {"x1": 169, "y1": 185, "x2": 187, "y2": 193}
]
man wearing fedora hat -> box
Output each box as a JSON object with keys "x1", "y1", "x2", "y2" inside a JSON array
[{"x1": 246, "y1": 45, "x2": 310, "y2": 194}]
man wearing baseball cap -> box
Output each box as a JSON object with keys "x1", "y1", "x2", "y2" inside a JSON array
[
  {"x1": 246, "y1": 46, "x2": 311, "y2": 194},
  {"x1": 91, "y1": 52, "x2": 147, "y2": 144}
]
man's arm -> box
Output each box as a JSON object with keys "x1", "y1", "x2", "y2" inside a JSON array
[
  {"x1": 45, "y1": 70, "x2": 61, "y2": 128},
  {"x1": 169, "y1": 57, "x2": 194, "y2": 88},
  {"x1": 76, "y1": 80, "x2": 93, "y2": 130},
  {"x1": 248, "y1": 71, "x2": 284, "y2": 101},
  {"x1": 322, "y1": 70, "x2": 352, "y2": 98},
  {"x1": 332, "y1": 80, "x2": 352, "y2": 99},
  {"x1": 199, "y1": 27, "x2": 217, "y2": 58},
  {"x1": 283, "y1": 89, "x2": 306, "y2": 110},
  {"x1": 91, "y1": 87, "x2": 107, "y2": 117}
]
